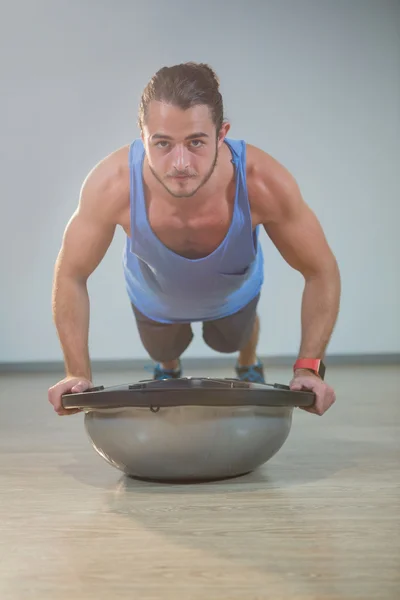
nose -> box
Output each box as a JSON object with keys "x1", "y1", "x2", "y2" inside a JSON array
[{"x1": 172, "y1": 144, "x2": 190, "y2": 171}]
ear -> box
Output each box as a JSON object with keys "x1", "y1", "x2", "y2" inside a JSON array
[{"x1": 218, "y1": 121, "x2": 231, "y2": 145}]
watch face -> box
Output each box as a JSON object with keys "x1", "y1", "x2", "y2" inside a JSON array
[{"x1": 319, "y1": 361, "x2": 326, "y2": 380}]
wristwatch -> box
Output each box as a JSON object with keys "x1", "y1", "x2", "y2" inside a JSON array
[{"x1": 293, "y1": 358, "x2": 326, "y2": 380}]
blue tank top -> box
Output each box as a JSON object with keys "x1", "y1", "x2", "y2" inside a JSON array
[{"x1": 122, "y1": 137, "x2": 264, "y2": 323}]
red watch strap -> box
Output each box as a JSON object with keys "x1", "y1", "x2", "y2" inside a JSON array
[{"x1": 294, "y1": 358, "x2": 321, "y2": 374}]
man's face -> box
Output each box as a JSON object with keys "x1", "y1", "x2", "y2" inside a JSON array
[{"x1": 142, "y1": 101, "x2": 230, "y2": 198}]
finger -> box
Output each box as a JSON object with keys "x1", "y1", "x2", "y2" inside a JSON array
[
  {"x1": 290, "y1": 382, "x2": 304, "y2": 391},
  {"x1": 65, "y1": 409, "x2": 82, "y2": 415},
  {"x1": 300, "y1": 390, "x2": 322, "y2": 414},
  {"x1": 300, "y1": 405, "x2": 320, "y2": 415},
  {"x1": 290, "y1": 377, "x2": 319, "y2": 391},
  {"x1": 71, "y1": 381, "x2": 87, "y2": 392},
  {"x1": 56, "y1": 407, "x2": 82, "y2": 416}
]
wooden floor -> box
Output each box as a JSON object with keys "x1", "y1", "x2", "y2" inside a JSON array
[{"x1": 0, "y1": 364, "x2": 399, "y2": 600}]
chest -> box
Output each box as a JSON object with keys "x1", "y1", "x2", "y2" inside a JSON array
[
  {"x1": 120, "y1": 194, "x2": 259, "y2": 260},
  {"x1": 149, "y1": 202, "x2": 233, "y2": 259}
]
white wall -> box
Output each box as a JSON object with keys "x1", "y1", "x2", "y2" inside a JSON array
[{"x1": 1, "y1": 0, "x2": 399, "y2": 363}]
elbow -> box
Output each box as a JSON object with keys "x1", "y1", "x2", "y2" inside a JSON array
[{"x1": 304, "y1": 254, "x2": 341, "y2": 284}]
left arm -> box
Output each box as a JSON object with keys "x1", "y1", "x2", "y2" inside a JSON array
[
  {"x1": 249, "y1": 147, "x2": 341, "y2": 415},
  {"x1": 263, "y1": 176, "x2": 341, "y2": 361}
]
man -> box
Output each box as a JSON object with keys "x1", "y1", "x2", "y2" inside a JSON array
[{"x1": 48, "y1": 62, "x2": 341, "y2": 417}]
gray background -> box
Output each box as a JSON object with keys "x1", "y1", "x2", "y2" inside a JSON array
[{"x1": 1, "y1": 0, "x2": 399, "y2": 365}]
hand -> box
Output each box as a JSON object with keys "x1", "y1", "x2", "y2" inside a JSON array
[
  {"x1": 48, "y1": 376, "x2": 93, "y2": 416},
  {"x1": 289, "y1": 369, "x2": 336, "y2": 416}
]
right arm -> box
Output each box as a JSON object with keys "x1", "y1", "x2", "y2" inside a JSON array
[{"x1": 51, "y1": 170, "x2": 117, "y2": 382}]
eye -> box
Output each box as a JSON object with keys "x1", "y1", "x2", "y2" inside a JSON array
[
  {"x1": 155, "y1": 141, "x2": 170, "y2": 148},
  {"x1": 190, "y1": 140, "x2": 204, "y2": 148}
]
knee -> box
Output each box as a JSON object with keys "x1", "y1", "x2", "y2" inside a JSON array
[{"x1": 202, "y1": 326, "x2": 240, "y2": 353}]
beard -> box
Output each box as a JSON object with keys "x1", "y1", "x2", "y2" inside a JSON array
[{"x1": 148, "y1": 143, "x2": 219, "y2": 199}]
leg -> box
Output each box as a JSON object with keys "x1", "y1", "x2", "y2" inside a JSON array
[
  {"x1": 131, "y1": 303, "x2": 193, "y2": 377},
  {"x1": 237, "y1": 313, "x2": 260, "y2": 367},
  {"x1": 202, "y1": 293, "x2": 265, "y2": 383}
]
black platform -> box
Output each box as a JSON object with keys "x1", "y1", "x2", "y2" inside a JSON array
[{"x1": 62, "y1": 377, "x2": 315, "y2": 410}]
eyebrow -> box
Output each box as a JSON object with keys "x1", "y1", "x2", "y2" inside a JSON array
[{"x1": 151, "y1": 132, "x2": 209, "y2": 141}]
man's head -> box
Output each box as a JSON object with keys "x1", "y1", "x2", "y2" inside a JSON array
[{"x1": 138, "y1": 62, "x2": 230, "y2": 198}]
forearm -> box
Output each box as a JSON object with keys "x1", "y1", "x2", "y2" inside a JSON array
[
  {"x1": 298, "y1": 263, "x2": 341, "y2": 359},
  {"x1": 52, "y1": 275, "x2": 92, "y2": 380}
]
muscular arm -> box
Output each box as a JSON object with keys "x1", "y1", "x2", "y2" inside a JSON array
[
  {"x1": 249, "y1": 147, "x2": 341, "y2": 361},
  {"x1": 52, "y1": 164, "x2": 121, "y2": 380}
]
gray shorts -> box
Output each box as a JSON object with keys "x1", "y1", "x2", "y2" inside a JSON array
[{"x1": 130, "y1": 293, "x2": 260, "y2": 362}]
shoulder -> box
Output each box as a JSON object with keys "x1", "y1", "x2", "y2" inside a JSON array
[
  {"x1": 79, "y1": 145, "x2": 130, "y2": 223},
  {"x1": 244, "y1": 143, "x2": 302, "y2": 224}
]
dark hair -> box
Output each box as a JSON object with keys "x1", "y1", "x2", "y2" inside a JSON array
[{"x1": 138, "y1": 62, "x2": 225, "y2": 133}]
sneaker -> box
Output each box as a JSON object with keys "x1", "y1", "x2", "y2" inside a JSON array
[
  {"x1": 153, "y1": 360, "x2": 182, "y2": 381},
  {"x1": 235, "y1": 359, "x2": 265, "y2": 384}
]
